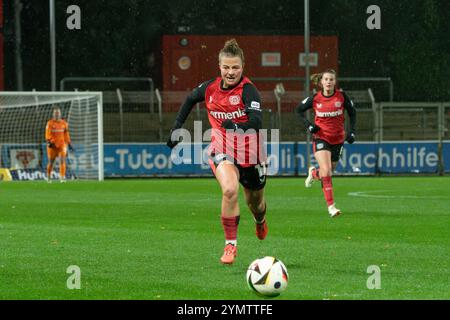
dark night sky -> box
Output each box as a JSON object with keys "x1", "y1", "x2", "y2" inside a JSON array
[{"x1": 3, "y1": 0, "x2": 450, "y2": 100}]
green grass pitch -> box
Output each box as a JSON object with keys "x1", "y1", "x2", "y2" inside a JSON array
[{"x1": 0, "y1": 177, "x2": 449, "y2": 300}]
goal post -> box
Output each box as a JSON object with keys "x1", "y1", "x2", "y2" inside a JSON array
[{"x1": 0, "y1": 92, "x2": 104, "y2": 181}]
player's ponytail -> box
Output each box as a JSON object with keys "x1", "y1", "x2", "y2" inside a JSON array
[
  {"x1": 219, "y1": 39, "x2": 245, "y2": 64},
  {"x1": 311, "y1": 69, "x2": 337, "y2": 88}
]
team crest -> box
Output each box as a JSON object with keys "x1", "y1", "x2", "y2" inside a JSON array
[
  {"x1": 335, "y1": 101, "x2": 342, "y2": 108},
  {"x1": 229, "y1": 95, "x2": 240, "y2": 105}
]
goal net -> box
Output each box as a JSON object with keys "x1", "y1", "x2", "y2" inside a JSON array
[{"x1": 0, "y1": 92, "x2": 103, "y2": 181}]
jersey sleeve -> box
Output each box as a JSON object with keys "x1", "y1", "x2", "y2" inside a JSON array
[
  {"x1": 64, "y1": 121, "x2": 72, "y2": 144},
  {"x1": 342, "y1": 91, "x2": 357, "y2": 133},
  {"x1": 172, "y1": 79, "x2": 214, "y2": 130},
  {"x1": 236, "y1": 83, "x2": 263, "y2": 131},
  {"x1": 295, "y1": 95, "x2": 315, "y2": 128},
  {"x1": 45, "y1": 121, "x2": 52, "y2": 141}
]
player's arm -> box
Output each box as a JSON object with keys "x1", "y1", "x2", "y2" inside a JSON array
[
  {"x1": 222, "y1": 83, "x2": 262, "y2": 131},
  {"x1": 342, "y1": 91, "x2": 357, "y2": 143},
  {"x1": 64, "y1": 122, "x2": 74, "y2": 151},
  {"x1": 295, "y1": 95, "x2": 319, "y2": 134},
  {"x1": 167, "y1": 80, "x2": 212, "y2": 149},
  {"x1": 45, "y1": 121, "x2": 55, "y2": 148}
]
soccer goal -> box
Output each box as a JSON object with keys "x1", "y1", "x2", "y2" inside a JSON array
[{"x1": 0, "y1": 92, "x2": 104, "y2": 181}]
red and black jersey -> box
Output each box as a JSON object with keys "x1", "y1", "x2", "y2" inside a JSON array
[
  {"x1": 296, "y1": 89, "x2": 357, "y2": 145},
  {"x1": 172, "y1": 76, "x2": 265, "y2": 167},
  {"x1": 204, "y1": 77, "x2": 254, "y2": 130}
]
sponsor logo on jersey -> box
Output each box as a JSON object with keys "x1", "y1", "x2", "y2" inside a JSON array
[
  {"x1": 315, "y1": 109, "x2": 344, "y2": 118},
  {"x1": 51, "y1": 128, "x2": 65, "y2": 133},
  {"x1": 335, "y1": 101, "x2": 342, "y2": 108},
  {"x1": 229, "y1": 95, "x2": 240, "y2": 105},
  {"x1": 209, "y1": 109, "x2": 246, "y2": 120},
  {"x1": 249, "y1": 101, "x2": 261, "y2": 110},
  {"x1": 317, "y1": 103, "x2": 322, "y2": 108}
]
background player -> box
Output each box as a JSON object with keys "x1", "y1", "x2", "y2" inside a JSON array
[
  {"x1": 167, "y1": 39, "x2": 268, "y2": 265},
  {"x1": 45, "y1": 107, "x2": 73, "y2": 183},
  {"x1": 296, "y1": 69, "x2": 356, "y2": 217}
]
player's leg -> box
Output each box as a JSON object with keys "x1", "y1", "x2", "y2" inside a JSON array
[
  {"x1": 326, "y1": 144, "x2": 344, "y2": 216},
  {"x1": 211, "y1": 159, "x2": 240, "y2": 264},
  {"x1": 315, "y1": 149, "x2": 340, "y2": 217},
  {"x1": 59, "y1": 147, "x2": 67, "y2": 182},
  {"x1": 243, "y1": 187, "x2": 268, "y2": 240},
  {"x1": 46, "y1": 147, "x2": 57, "y2": 182},
  {"x1": 59, "y1": 156, "x2": 67, "y2": 182},
  {"x1": 240, "y1": 164, "x2": 268, "y2": 240},
  {"x1": 305, "y1": 140, "x2": 321, "y2": 188}
]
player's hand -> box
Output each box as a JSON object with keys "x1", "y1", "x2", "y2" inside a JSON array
[
  {"x1": 307, "y1": 124, "x2": 320, "y2": 134},
  {"x1": 346, "y1": 132, "x2": 356, "y2": 144},
  {"x1": 221, "y1": 120, "x2": 238, "y2": 130},
  {"x1": 47, "y1": 141, "x2": 55, "y2": 148},
  {"x1": 166, "y1": 129, "x2": 183, "y2": 149},
  {"x1": 68, "y1": 143, "x2": 74, "y2": 151}
]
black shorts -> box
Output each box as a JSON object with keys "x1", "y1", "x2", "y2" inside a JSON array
[
  {"x1": 313, "y1": 139, "x2": 343, "y2": 162},
  {"x1": 209, "y1": 153, "x2": 267, "y2": 191}
]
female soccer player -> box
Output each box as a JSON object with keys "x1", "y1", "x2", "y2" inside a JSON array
[
  {"x1": 296, "y1": 69, "x2": 356, "y2": 217},
  {"x1": 167, "y1": 39, "x2": 268, "y2": 264},
  {"x1": 45, "y1": 107, "x2": 73, "y2": 183}
]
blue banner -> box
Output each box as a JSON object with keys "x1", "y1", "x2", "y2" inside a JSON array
[
  {"x1": 335, "y1": 142, "x2": 441, "y2": 174},
  {"x1": 2, "y1": 142, "x2": 449, "y2": 177},
  {"x1": 443, "y1": 142, "x2": 450, "y2": 172},
  {"x1": 102, "y1": 141, "x2": 448, "y2": 176}
]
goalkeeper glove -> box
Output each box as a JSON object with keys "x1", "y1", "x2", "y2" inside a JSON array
[
  {"x1": 47, "y1": 141, "x2": 55, "y2": 148},
  {"x1": 68, "y1": 143, "x2": 74, "y2": 151},
  {"x1": 307, "y1": 124, "x2": 320, "y2": 134},
  {"x1": 221, "y1": 120, "x2": 238, "y2": 130},
  {"x1": 346, "y1": 132, "x2": 356, "y2": 144}
]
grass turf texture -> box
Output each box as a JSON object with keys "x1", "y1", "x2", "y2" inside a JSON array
[{"x1": 0, "y1": 177, "x2": 449, "y2": 300}]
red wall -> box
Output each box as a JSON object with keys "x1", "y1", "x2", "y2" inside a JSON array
[{"x1": 162, "y1": 35, "x2": 338, "y2": 92}]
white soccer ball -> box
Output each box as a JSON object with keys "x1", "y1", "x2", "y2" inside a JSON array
[{"x1": 246, "y1": 256, "x2": 289, "y2": 297}]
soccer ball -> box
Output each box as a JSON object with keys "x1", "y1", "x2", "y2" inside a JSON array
[{"x1": 246, "y1": 256, "x2": 289, "y2": 297}]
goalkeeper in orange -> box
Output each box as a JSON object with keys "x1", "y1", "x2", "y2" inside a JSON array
[{"x1": 45, "y1": 107, "x2": 74, "y2": 182}]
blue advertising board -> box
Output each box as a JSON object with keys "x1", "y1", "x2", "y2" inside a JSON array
[
  {"x1": 1, "y1": 141, "x2": 449, "y2": 178},
  {"x1": 101, "y1": 141, "x2": 447, "y2": 176}
]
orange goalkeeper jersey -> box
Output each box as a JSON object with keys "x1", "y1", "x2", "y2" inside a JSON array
[{"x1": 45, "y1": 119, "x2": 71, "y2": 149}]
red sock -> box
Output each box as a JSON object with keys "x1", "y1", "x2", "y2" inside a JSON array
[
  {"x1": 221, "y1": 215, "x2": 240, "y2": 242},
  {"x1": 312, "y1": 168, "x2": 320, "y2": 180},
  {"x1": 321, "y1": 176, "x2": 334, "y2": 206}
]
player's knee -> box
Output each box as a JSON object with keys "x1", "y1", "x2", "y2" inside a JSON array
[
  {"x1": 247, "y1": 200, "x2": 264, "y2": 214},
  {"x1": 222, "y1": 185, "x2": 239, "y2": 202},
  {"x1": 320, "y1": 167, "x2": 333, "y2": 177},
  {"x1": 245, "y1": 192, "x2": 264, "y2": 211}
]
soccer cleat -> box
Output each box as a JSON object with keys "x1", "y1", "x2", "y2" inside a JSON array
[
  {"x1": 305, "y1": 166, "x2": 316, "y2": 188},
  {"x1": 328, "y1": 203, "x2": 341, "y2": 217},
  {"x1": 60, "y1": 178, "x2": 66, "y2": 183},
  {"x1": 255, "y1": 219, "x2": 268, "y2": 240},
  {"x1": 220, "y1": 243, "x2": 237, "y2": 264}
]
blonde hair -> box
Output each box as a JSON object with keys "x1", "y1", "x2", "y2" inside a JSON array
[
  {"x1": 218, "y1": 39, "x2": 245, "y2": 64},
  {"x1": 311, "y1": 69, "x2": 337, "y2": 88}
]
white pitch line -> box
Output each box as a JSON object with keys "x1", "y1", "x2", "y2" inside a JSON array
[{"x1": 347, "y1": 190, "x2": 448, "y2": 200}]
